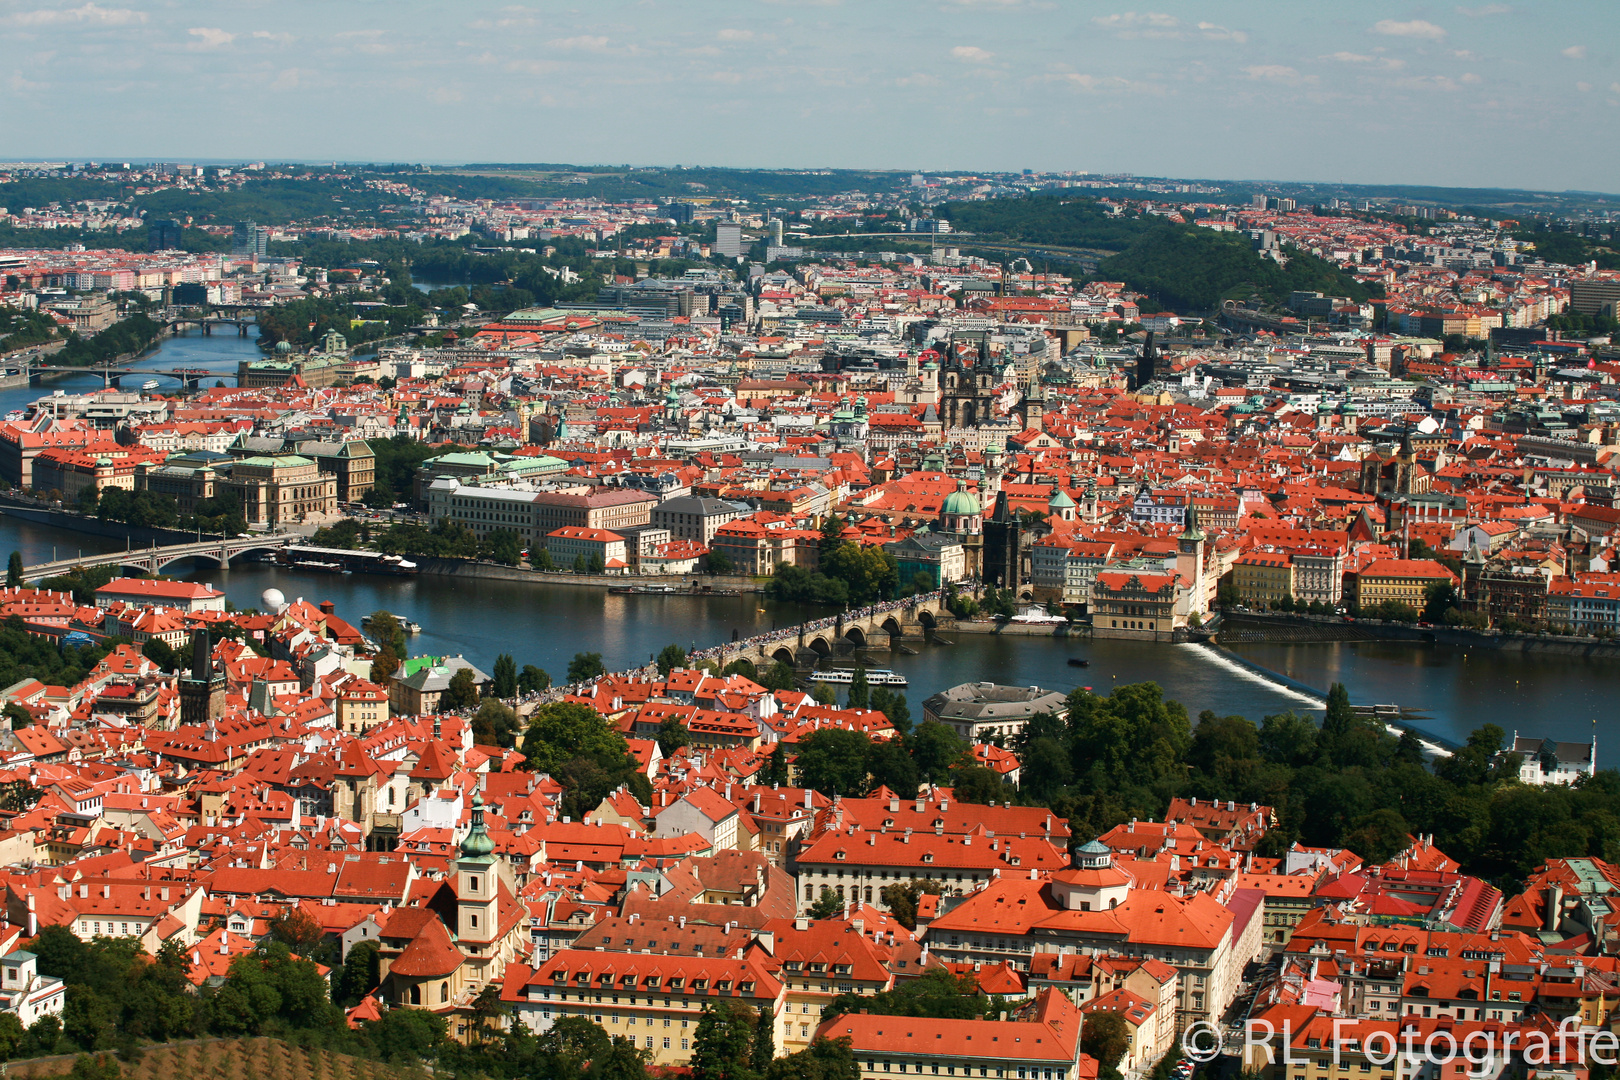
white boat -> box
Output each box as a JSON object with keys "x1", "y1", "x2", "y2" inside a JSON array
[
  {"x1": 141, "y1": 379, "x2": 161, "y2": 391},
  {"x1": 808, "y1": 668, "x2": 908, "y2": 687},
  {"x1": 402, "y1": 620, "x2": 422, "y2": 635}
]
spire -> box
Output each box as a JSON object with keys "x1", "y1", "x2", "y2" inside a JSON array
[
  {"x1": 460, "y1": 789, "x2": 495, "y2": 860},
  {"x1": 1179, "y1": 502, "x2": 1206, "y2": 542},
  {"x1": 190, "y1": 627, "x2": 212, "y2": 682}
]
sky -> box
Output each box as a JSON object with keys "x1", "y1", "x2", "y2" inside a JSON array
[{"x1": 2, "y1": 0, "x2": 1617, "y2": 193}]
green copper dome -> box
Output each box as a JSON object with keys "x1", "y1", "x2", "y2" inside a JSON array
[
  {"x1": 941, "y1": 479, "x2": 981, "y2": 517},
  {"x1": 460, "y1": 789, "x2": 495, "y2": 859}
]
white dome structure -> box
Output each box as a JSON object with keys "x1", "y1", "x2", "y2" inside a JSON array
[{"x1": 261, "y1": 588, "x2": 286, "y2": 613}]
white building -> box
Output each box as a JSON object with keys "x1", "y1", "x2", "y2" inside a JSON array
[
  {"x1": 0, "y1": 951, "x2": 65, "y2": 1027},
  {"x1": 1500, "y1": 733, "x2": 1596, "y2": 786}
]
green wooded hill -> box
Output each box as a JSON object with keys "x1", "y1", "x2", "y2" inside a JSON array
[{"x1": 940, "y1": 195, "x2": 1377, "y2": 312}]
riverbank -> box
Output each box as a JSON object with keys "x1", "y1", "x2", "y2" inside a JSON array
[
  {"x1": 953, "y1": 619, "x2": 1082, "y2": 637},
  {"x1": 1215, "y1": 610, "x2": 1620, "y2": 660},
  {"x1": 409, "y1": 556, "x2": 765, "y2": 592},
  {"x1": 0, "y1": 498, "x2": 207, "y2": 549}
]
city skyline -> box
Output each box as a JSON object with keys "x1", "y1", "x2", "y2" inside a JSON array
[{"x1": 3, "y1": 0, "x2": 1617, "y2": 193}]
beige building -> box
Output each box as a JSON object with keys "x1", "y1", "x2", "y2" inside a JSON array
[{"x1": 220, "y1": 455, "x2": 337, "y2": 527}]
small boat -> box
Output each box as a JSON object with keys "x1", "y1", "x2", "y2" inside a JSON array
[
  {"x1": 402, "y1": 620, "x2": 422, "y2": 635},
  {"x1": 1068, "y1": 658, "x2": 1090, "y2": 668},
  {"x1": 140, "y1": 379, "x2": 161, "y2": 391}
]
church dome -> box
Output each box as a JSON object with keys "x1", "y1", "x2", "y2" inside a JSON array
[
  {"x1": 459, "y1": 790, "x2": 495, "y2": 859},
  {"x1": 941, "y1": 479, "x2": 981, "y2": 517},
  {"x1": 1048, "y1": 486, "x2": 1076, "y2": 510}
]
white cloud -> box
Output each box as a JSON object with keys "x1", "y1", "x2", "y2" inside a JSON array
[
  {"x1": 10, "y1": 3, "x2": 146, "y2": 26},
  {"x1": 1562, "y1": 45, "x2": 1587, "y2": 59},
  {"x1": 547, "y1": 35, "x2": 610, "y2": 51},
  {"x1": 187, "y1": 27, "x2": 235, "y2": 49},
  {"x1": 1455, "y1": 3, "x2": 1509, "y2": 14},
  {"x1": 1460, "y1": 72, "x2": 1482, "y2": 83},
  {"x1": 1245, "y1": 64, "x2": 1312, "y2": 84},
  {"x1": 251, "y1": 30, "x2": 293, "y2": 44},
  {"x1": 1612, "y1": 82, "x2": 1620, "y2": 94},
  {"x1": 716, "y1": 28, "x2": 754, "y2": 42},
  {"x1": 1326, "y1": 51, "x2": 1405, "y2": 69},
  {"x1": 951, "y1": 45, "x2": 994, "y2": 63},
  {"x1": 1196, "y1": 21, "x2": 1247, "y2": 44},
  {"x1": 1372, "y1": 19, "x2": 1447, "y2": 40},
  {"x1": 895, "y1": 71, "x2": 941, "y2": 87},
  {"x1": 1093, "y1": 11, "x2": 1178, "y2": 30}
]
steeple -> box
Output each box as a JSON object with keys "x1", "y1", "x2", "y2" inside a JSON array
[
  {"x1": 1179, "y1": 502, "x2": 1206, "y2": 543},
  {"x1": 460, "y1": 789, "x2": 495, "y2": 861}
]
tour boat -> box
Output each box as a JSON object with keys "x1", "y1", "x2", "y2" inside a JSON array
[
  {"x1": 1067, "y1": 658, "x2": 1090, "y2": 668},
  {"x1": 141, "y1": 379, "x2": 161, "y2": 391},
  {"x1": 809, "y1": 668, "x2": 908, "y2": 688}
]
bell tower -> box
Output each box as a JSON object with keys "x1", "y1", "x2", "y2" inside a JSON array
[
  {"x1": 456, "y1": 790, "x2": 499, "y2": 945},
  {"x1": 1176, "y1": 505, "x2": 1207, "y2": 616}
]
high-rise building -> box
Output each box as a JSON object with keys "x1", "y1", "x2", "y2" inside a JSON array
[
  {"x1": 233, "y1": 222, "x2": 269, "y2": 258},
  {"x1": 148, "y1": 220, "x2": 183, "y2": 251},
  {"x1": 664, "y1": 201, "x2": 696, "y2": 224},
  {"x1": 767, "y1": 218, "x2": 783, "y2": 246},
  {"x1": 715, "y1": 223, "x2": 743, "y2": 259}
]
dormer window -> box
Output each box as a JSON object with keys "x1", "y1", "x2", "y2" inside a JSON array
[{"x1": 692, "y1": 978, "x2": 708, "y2": 990}]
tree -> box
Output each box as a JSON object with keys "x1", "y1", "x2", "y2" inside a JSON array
[
  {"x1": 485, "y1": 528, "x2": 523, "y2": 566},
  {"x1": 879, "y1": 879, "x2": 945, "y2": 930},
  {"x1": 751, "y1": 1005, "x2": 776, "y2": 1075},
  {"x1": 656, "y1": 715, "x2": 690, "y2": 755},
  {"x1": 762, "y1": 742, "x2": 790, "y2": 787},
  {"x1": 706, "y1": 549, "x2": 734, "y2": 575},
  {"x1": 268, "y1": 907, "x2": 326, "y2": 954},
  {"x1": 868, "y1": 686, "x2": 911, "y2": 736},
  {"x1": 951, "y1": 765, "x2": 1012, "y2": 806},
  {"x1": 369, "y1": 645, "x2": 399, "y2": 684},
  {"x1": 443, "y1": 667, "x2": 480, "y2": 711},
  {"x1": 568, "y1": 651, "x2": 605, "y2": 684},
  {"x1": 689, "y1": 1000, "x2": 761, "y2": 1080},
  {"x1": 2, "y1": 703, "x2": 32, "y2": 732},
  {"x1": 533, "y1": 546, "x2": 555, "y2": 571},
  {"x1": 367, "y1": 610, "x2": 408, "y2": 659},
  {"x1": 1424, "y1": 578, "x2": 1461, "y2": 624},
  {"x1": 6, "y1": 551, "x2": 21, "y2": 588},
  {"x1": 796, "y1": 727, "x2": 871, "y2": 796},
  {"x1": 819, "y1": 513, "x2": 846, "y2": 559},
  {"x1": 764, "y1": 1038, "x2": 861, "y2": 1080},
  {"x1": 758, "y1": 660, "x2": 797, "y2": 692},
  {"x1": 573, "y1": 553, "x2": 588, "y2": 574},
  {"x1": 721, "y1": 657, "x2": 757, "y2": 680},
  {"x1": 518, "y1": 664, "x2": 552, "y2": 693},
  {"x1": 864, "y1": 737, "x2": 919, "y2": 798},
  {"x1": 589, "y1": 552, "x2": 606, "y2": 575},
  {"x1": 336, "y1": 939, "x2": 380, "y2": 1007},
  {"x1": 820, "y1": 542, "x2": 899, "y2": 606},
  {"x1": 657, "y1": 643, "x2": 688, "y2": 677},
  {"x1": 908, "y1": 721, "x2": 969, "y2": 783},
  {"x1": 472, "y1": 699, "x2": 521, "y2": 748},
  {"x1": 519, "y1": 700, "x2": 635, "y2": 779},
  {"x1": 141, "y1": 636, "x2": 177, "y2": 671},
  {"x1": 810, "y1": 681, "x2": 837, "y2": 705},
  {"x1": 492, "y1": 653, "x2": 517, "y2": 698},
  {"x1": 846, "y1": 667, "x2": 870, "y2": 710},
  {"x1": 1081, "y1": 1010, "x2": 1132, "y2": 1072},
  {"x1": 807, "y1": 888, "x2": 845, "y2": 920}
]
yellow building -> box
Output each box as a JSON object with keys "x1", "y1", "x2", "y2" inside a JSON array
[
  {"x1": 1231, "y1": 552, "x2": 1295, "y2": 607},
  {"x1": 1350, "y1": 558, "x2": 1456, "y2": 611}
]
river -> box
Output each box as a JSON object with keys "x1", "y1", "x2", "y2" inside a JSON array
[
  {"x1": 0, "y1": 332, "x2": 1610, "y2": 754},
  {"x1": 0, "y1": 330, "x2": 256, "y2": 417}
]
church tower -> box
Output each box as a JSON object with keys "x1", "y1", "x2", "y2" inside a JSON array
[
  {"x1": 179, "y1": 627, "x2": 225, "y2": 727},
  {"x1": 1176, "y1": 505, "x2": 1208, "y2": 617},
  {"x1": 456, "y1": 790, "x2": 499, "y2": 946}
]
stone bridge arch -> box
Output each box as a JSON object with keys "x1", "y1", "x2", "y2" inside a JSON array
[
  {"x1": 770, "y1": 646, "x2": 797, "y2": 667},
  {"x1": 844, "y1": 624, "x2": 868, "y2": 648}
]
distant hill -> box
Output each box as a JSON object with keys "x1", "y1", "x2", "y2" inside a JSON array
[{"x1": 940, "y1": 194, "x2": 1376, "y2": 312}]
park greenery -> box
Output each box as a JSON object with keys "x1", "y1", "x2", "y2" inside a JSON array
[{"x1": 938, "y1": 194, "x2": 1377, "y2": 311}]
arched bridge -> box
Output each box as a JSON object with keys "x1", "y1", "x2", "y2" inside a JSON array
[
  {"x1": 23, "y1": 534, "x2": 294, "y2": 582},
  {"x1": 694, "y1": 590, "x2": 971, "y2": 672},
  {"x1": 164, "y1": 315, "x2": 257, "y2": 337}
]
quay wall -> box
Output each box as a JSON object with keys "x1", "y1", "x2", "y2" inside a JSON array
[{"x1": 1216, "y1": 611, "x2": 1620, "y2": 660}]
